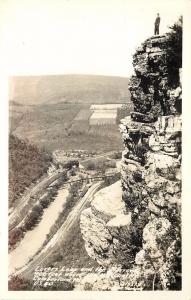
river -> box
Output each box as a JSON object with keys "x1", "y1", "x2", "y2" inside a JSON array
[{"x1": 9, "y1": 187, "x2": 69, "y2": 275}]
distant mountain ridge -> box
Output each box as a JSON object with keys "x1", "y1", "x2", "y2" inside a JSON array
[{"x1": 9, "y1": 74, "x2": 130, "y2": 105}]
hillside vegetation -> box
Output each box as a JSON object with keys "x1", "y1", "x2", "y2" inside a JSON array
[
  {"x1": 9, "y1": 74, "x2": 130, "y2": 105},
  {"x1": 9, "y1": 135, "x2": 52, "y2": 207}
]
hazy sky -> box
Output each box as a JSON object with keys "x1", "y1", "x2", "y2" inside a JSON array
[{"x1": 1, "y1": 0, "x2": 184, "y2": 77}]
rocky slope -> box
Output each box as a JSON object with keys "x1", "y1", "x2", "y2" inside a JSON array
[{"x1": 79, "y1": 35, "x2": 182, "y2": 290}]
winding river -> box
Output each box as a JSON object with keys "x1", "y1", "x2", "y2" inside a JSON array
[{"x1": 9, "y1": 187, "x2": 69, "y2": 275}]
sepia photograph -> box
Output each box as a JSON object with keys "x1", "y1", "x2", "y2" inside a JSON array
[{"x1": 0, "y1": 0, "x2": 191, "y2": 299}]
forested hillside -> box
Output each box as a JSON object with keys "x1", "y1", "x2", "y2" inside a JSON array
[{"x1": 9, "y1": 135, "x2": 52, "y2": 207}]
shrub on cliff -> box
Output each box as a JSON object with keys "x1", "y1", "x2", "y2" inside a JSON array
[{"x1": 166, "y1": 16, "x2": 182, "y2": 86}]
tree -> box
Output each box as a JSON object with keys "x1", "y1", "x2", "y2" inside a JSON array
[
  {"x1": 86, "y1": 161, "x2": 96, "y2": 170},
  {"x1": 9, "y1": 228, "x2": 23, "y2": 249},
  {"x1": 33, "y1": 203, "x2": 43, "y2": 214},
  {"x1": 24, "y1": 210, "x2": 39, "y2": 230}
]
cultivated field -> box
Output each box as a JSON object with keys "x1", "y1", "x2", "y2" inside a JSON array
[
  {"x1": 9, "y1": 75, "x2": 132, "y2": 152},
  {"x1": 9, "y1": 101, "x2": 130, "y2": 151},
  {"x1": 89, "y1": 110, "x2": 117, "y2": 125},
  {"x1": 90, "y1": 104, "x2": 125, "y2": 110},
  {"x1": 74, "y1": 109, "x2": 92, "y2": 121}
]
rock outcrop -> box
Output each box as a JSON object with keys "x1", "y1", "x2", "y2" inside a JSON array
[
  {"x1": 79, "y1": 35, "x2": 181, "y2": 290},
  {"x1": 80, "y1": 181, "x2": 135, "y2": 268}
]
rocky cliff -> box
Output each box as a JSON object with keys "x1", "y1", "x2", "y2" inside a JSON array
[{"x1": 79, "y1": 35, "x2": 182, "y2": 291}]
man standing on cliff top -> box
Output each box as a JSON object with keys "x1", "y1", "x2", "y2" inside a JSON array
[{"x1": 154, "y1": 13, "x2": 160, "y2": 35}]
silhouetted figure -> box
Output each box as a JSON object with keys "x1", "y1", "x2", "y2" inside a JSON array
[{"x1": 154, "y1": 13, "x2": 160, "y2": 35}]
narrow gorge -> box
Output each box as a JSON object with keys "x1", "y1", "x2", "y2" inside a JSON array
[{"x1": 79, "y1": 34, "x2": 182, "y2": 291}]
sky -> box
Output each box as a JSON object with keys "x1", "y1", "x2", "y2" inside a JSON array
[{"x1": 1, "y1": 0, "x2": 184, "y2": 77}]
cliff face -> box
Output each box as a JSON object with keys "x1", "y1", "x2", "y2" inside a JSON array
[
  {"x1": 79, "y1": 35, "x2": 181, "y2": 290},
  {"x1": 80, "y1": 181, "x2": 135, "y2": 268}
]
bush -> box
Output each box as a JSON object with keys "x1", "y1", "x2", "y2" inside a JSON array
[
  {"x1": 105, "y1": 160, "x2": 116, "y2": 168},
  {"x1": 69, "y1": 181, "x2": 82, "y2": 197},
  {"x1": 33, "y1": 204, "x2": 43, "y2": 213},
  {"x1": 48, "y1": 188, "x2": 57, "y2": 198},
  {"x1": 96, "y1": 164, "x2": 107, "y2": 174},
  {"x1": 9, "y1": 227, "x2": 23, "y2": 249},
  {"x1": 39, "y1": 197, "x2": 49, "y2": 208},
  {"x1": 86, "y1": 161, "x2": 96, "y2": 170},
  {"x1": 63, "y1": 159, "x2": 79, "y2": 170},
  {"x1": 8, "y1": 276, "x2": 32, "y2": 291},
  {"x1": 24, "y1": 210, "x2": 41, "y2": 230}
]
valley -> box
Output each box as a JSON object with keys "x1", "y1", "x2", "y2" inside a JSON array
[
  {"x1": 8, "y1": 74, "x2": 130, "y2": 289},
  {"x1": 9, "y1": 131, "x2": 121, "y2": 289},
  {"x1": 9, "y1": 74, "x2": 131, "y2": 151}
]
